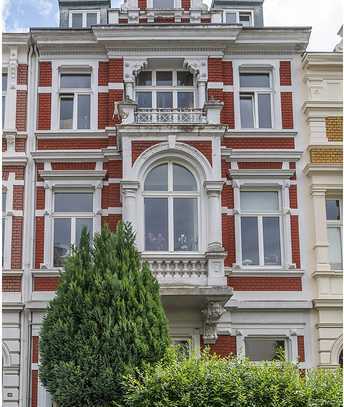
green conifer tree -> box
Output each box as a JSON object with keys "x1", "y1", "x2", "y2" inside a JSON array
[{"x1": 39, "y1": 223, "x2": 169, "y2": 406}]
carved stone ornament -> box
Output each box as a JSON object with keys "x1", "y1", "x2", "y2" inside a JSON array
[
  {"x1": 124, "y1": 58, "x2": 148, "y2": 83},
  {"x1": 202, "y1": 301, "x2": 225, "y2": 344},
  {"x1": 184, "y1": 58, "x2": 208, "y2": 81}
]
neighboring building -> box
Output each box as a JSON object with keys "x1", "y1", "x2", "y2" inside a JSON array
[
  {"x1": 4, "y1": 0, "x2": 341, "y2": 405},
  {"x1": 302, "y1": 34, "x2": 343, "y2": 368}
]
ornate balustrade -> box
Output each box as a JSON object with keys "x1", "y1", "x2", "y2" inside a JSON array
[{"x1": 135, "y1": 108, "x2": 207, "y2": 124}]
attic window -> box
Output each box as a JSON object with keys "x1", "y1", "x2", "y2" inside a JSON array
[
  {"x1": 224, "y1": 11, "x2": 253, "y2": 26},
  {"x1": 69, "y1": 10, "x2": 100, "y2": 28},
  {"x1": 153, "y1": 0, "x2": 174, "y2": 9}
]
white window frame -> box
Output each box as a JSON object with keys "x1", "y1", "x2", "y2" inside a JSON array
[
  {"x1": 142, "y1": 161, "x2": 200, "y2": 254},
  {"x1": 2, "y1": 71, "x2": 7, "y2": 129},
  {"x1": 223, "y1": 10, "x2": 254, "y2": 26},
  {"x1": 147, "y1": 0, "x2": 181, "y2": 9},
  {"x1": 326, "y1": 198, "x2": 343, "y2": 271},
  {"x1": 58, "y1": 71, "x2": 92, "y2": 130},
  {"x1": 68, "y1": 10, "x2": 100, "y2": 28},
  {"x1": 235, "y1": 187, "x2": 286, "y2": 269},
  {"x1": 135, "y1": 69, "x2": 196, "y2": 110},
  {"x1": 52, "y1": 190, "x2": 95, "y2": 267},
  {"x1": 244, "y1": 336, "x2": 289, "y2": 362},
  {"x1": 239, "y1": 70, "x2": 274, "y2": 129}
]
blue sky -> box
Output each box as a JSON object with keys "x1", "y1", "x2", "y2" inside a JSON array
[{"x1": 2, "y1": 0, "x2": 343, "y2": 51}]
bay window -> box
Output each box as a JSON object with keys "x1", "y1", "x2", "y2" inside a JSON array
[
  {"x1": 143, "y1": 162, "x2": 199, "y2": 252},
  {"x1": 245, "y1": 337, "x2": 286, "y2": 361},
  {"x1": 326, "y1": 198, "x2": 343, "y2": 270},
  {"x1": 239, "y1": 71, "x2": 273, "y2": 129},
  {"x1": 53, "y1": 191, "x2": 93, "y2": 267},
  {"x1": 59, "y1": 73, "x2": 91, "y2": 130},
  {"x1": 240, "y1": 191, "x2": 282, "y2": 267}
]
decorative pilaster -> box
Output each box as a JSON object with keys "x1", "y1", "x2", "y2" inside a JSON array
[
  {"x1": 123, "y1": 58, "x2": 148, "y2": 100},
  {"x1": 204, "y1": 180, "x2": 223, "y2": 251},
  {"x1": 184, "y1": 57, "x2": 208, "y2": 108},
  {"x1": 121, "y1": 180, "x2": 140, "y2": 235}
]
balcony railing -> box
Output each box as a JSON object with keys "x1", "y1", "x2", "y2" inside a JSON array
[{"x1": 135, "y1": 108, "x2": 207, "y2": 124}]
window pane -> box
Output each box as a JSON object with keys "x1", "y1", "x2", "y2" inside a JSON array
[
  {"x1": 241, "y1": 217, "x2": 259, "y2": 266},
  {"x1": 239, "y1": 13, "x2": 251, "y2": 27},
  {"x1": 60, "y1": 97, "x2": 73, "y2": 129},
  {"x1": 177, "y1": 71, "x2": 193, "y2": 86},
  {"x1": 240, "y1": 73, "x2": 270, "y2": 88},
  {"x1": 153, "y1": 0, "x2": 174, "y2": 8},
  {"x1": 145, "y1": 164, "x2": 168, "y2": 191},
  {"x1": 263, "y1": 217, "x2": 281, "y2": 265},
  {"x1": 145, "y1": 198, "x2": 168, "y2": 251},
  {"x1": 173, "y1": 164, "x2": 197, "y2": 191},
  {"x1": 2, "y1": 191, "x2": 6, "y2": 212},
  {"x1": 240, "y1": 95, "x2": 254, "y2": 128},
  {"x1": 2, "y1": 95, "x2": 5, "y2": 128},
  {"x1": 225, "y1": 12, "x2": 237, "y2": 24},
  {"x1": 136, "y1": 92, "x2": 152, "y2": 108},
  {"x1": 2, "y1": 73, "x2": 7, "y2": 91},
  {"x1": 258, "y1": 94, "x2": 272, "y2": 128},
  {"x1": 54, "y1": 218, "x2": 71, "y2": 267},
  {"x1": 157, "y1": 92, "x2": 173, "y2": 108},
  {"x1": 241, "y1": 191, "x2": 279, "y2": 212},
  {"x1": 72, "y1": 13, "x2": 83, "y2": 28},
  {"x1": 136, "y1": 71, "x2": 152, "y2": 86},
  {"x1": 77, "y1": 94, "x2": 90, "y2": 129},
  {"x1": 61, "y1": 74, "x2": 91, "y2": 88},
  {"x1": 326, "y1": 199, "x2": 341, "y2": 220},
  {"x1": 76, "y1": 218, "x2": 93, "y2": 247},
  {"x1": 328, "y1": 227, "x2": 342, "y2": 269},
  {"x1": 174, "y1": 198, "x2": 198, "y2": 251},
  {"x1": 245, "y1": 338, "x2": 285, "y2": 361},
  {"x1": 86, "y1": 13, "x2": 97, "y2": 27},
  {"x1": 55, "y1": 192, "x2": 93, "y2": 212},
  {"x1": 177, "y1": 92, "x2": 194, "y2": 109},
  {"x1": 156, "y1": 71, "x2": 173, "y2": 86}
]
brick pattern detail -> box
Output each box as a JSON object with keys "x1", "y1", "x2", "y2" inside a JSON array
[
  {"x1": 154, "y1": 17, "x2": 175, "y2": 23},
  {"x1": 38, "y1": 62, "x2": 52, "y2": 87},
  {"x1": 223, "y1": 138, "x2": 295, "y2": 149},
  {"x1": 279, "y1": 61, "x2": 292, "y2": 86},
  {"x1": 326, "y1": 116, "x2": 343, "y2": 141},
  {"x1": 35, "y1": 217, "x2": 44, "y2": 269},
  {"x1": 222, "y1": 214, "x2": 235, "y2": 266},
  {"x1": 36, "y1": 163, "x2": 44, "y2": 181},
  {"x1": 11, "y1": 217, "x2": 23, "y2": 269},
  {"x1": 102, "y1": 215, "x2": 122, "y2": 231},
  {"x1": 37, "y1": 93, "x2": 51, "y2": 130},
  {"x1": 98, "y1": 92, "x2": 109, "y2": 129},
  {"x1": 109, "y1": 90, "x2": 124, "y2": 125},
  {"x1": 104, "y1": 160, "x2": 122, "y2": 178},
  {"x1": 201, "y1": 17, "x2": 211, "y2": 23},
  {"x1": 181, "y1": 17, "x2": 190, "y2": 23},
  {"x1": 281, "y1": 92, "x2": 294, "y2": 129},
  {"x1": 228, "y1": 276, "x2": 302, "y2": 291},
  {"x1": 132, "y1": 140, "x2": 160, "y2": 163},
  {"x1": 98, "y1": 61, "x2": 109, "y2": 86},
  {"x1": 37, "y1": 138, "x2": 109, "y2": 150},
  {"x1": 17, "y1": 64, "x2": 28, "y2": 85},
  {"x1": 291, "y1": 215, "x2": 301, "y2": 268},
  {"x1": 289, "y1": 185, "x2": 298, "y2": 209},
  {"x1": 32, "y1": 336, "x2": 39, "y2": 363},
  {"x1": 119, "y1": 18, "x2": 128, "y2": 23},
  {"x1": 223, "y1": 61, "x2": 233, "y2": 85},
  {"x1": 310, "y1": 148, "x2": 343, "y2": 164},
  {"x1": 16, "y1": 90, "x2": 27, "y2": 131},
  {"x1": 222, "y1": 185, "x2": 234, "y2": 208},
  {"x1": 13, "y1": 185, "x2": 24, "y2": 210},
  {"x1": 221, "y1": 159, "x2": 229, "y2": 178},
  {"x1": 139, "y1": 17, "x2": 148, "y2": 23},
  {"x1": 3, "y1": 166, "x2": 25, "y2": 180},
  {"x1": 185, "y1": 141, "x2": 212, "y2": 164},
  {"x1": 297, "y1": 336, "x2": 305, "y2": 362},
  {"x1": 31, "y1": 370, "x2": 38, "y2": 407},
  {"x1": 33, "y1": 276, "x2": 60, "y2": 291},
  {"x1": 102, "y1": 184, "x2": 121, "y2": 208},
  {"x1": 2, "y1": 276, "x2": 22, "y2": 292},
  {"x1": 51, "y1": 162, "x2": 96, "y2": 170},
  {"x1": 15, "y1": 138, "x2": 26, "y2": 152},
  {"x1": 182, "y1": 0, "x2": 190, "y2": 10},
  {"x1": 238, "y1": 162, "x2": 283, "y2": 169},
  {"x1": 222, "y1": 92, "x2": 235, "y2": 128},
  {"x1": 138, "y1": 0, "x2": 147, "y2": 9},
  {"x1": 208, "y1": 58, "x2": 223, "y2": 82},
  {"x1": 36, "y1": 187, "x2": 45, "y2": 210},
  {"x1": 109, "y1": 59, "x2": 123, "y2": 83},
  {"x1": 201, "y1": 335, "x2": 237, "y2": 356}
]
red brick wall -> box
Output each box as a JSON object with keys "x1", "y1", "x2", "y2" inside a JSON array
[
  {"x1": 37, "y1": 94, "x2": 51, "y2": 130},
  {"x1": 38, "y1": 62, "x2": 52, "y2": 87},
  {"x1": 98, "y1": 92, "x2": 109, "y2": 129},
  {"x1": 98, "y1": 61, "x2": 109, "y2": 86},
  {"x1": 109, "y1": 59, "x2": 123, "y2": 83},
  {"x1": 32, "y1": 336, "x2": 39, "y2": 363},
  {"x1": 182, "y1": 0, "x2": 190, "y2": 10},
  {"x1": 37, "y1": 138, "x2": 108, "y2": 150},
  {"x1": 102, "y1": 184, "x2": 121, "y2": 208},
  {"x1": 118, "y1": 18, "x2": 128, "y2": 23},
  {"x1": 31, "y1": 370, "x2": 38, "y2": 407},
  {"x1": 223, "y1": 61, "x2": 233, "y2": 85},
  {"x1": 11, "y1": 217, "x2": 23, "y2": 269},
  {"x1": 201, "y1": 17, "x2": 211, "y2": 23},
  {"x1": 201, "y1": 335, "x2": 237, "y2": 356},
  {"x1": 33, "y1": 276, "x2": 60, "y2": 291},
  {"x1": 34, "y1": 217, "x2": 44, "y2": 269},
  {"x1": 17, "y1": 64, "x2": 28, "y2": 85},
  {"x1": 280, "y1": 61, "x2": 292, "y2": 86},
  {"x1": 289, "y1": 185, "x2": 298, "y2": 209},
  {"x1": 281, "y1": 92, "x2": 294, "y2": 129},
  {"x1": 238, "y1": 162, "x2": 282, "y2": 169},
  {"x1": 155, "y1": 17, "x2": 175, "y2": 23},
  {"x1": 223, "y1": 138, "x2": 295, "y2": 149},
  {"x1": 297, "y1": 336, "x2": 305, "y2": 362},
  {"x1": 2, "y1": 166, "x2": 25, "y2": 180},
  {"x1": 51, "y1": 162, "x2": 96, "y2": 170},
  {"x1": 16, "y1": 90, "x2": 27, "y2": 131},
  {"x1": 101, "y1": 215, "x2": 122, "y2": 231},
  {"x1": 222, "y1": 185, "x2": 234, "y2": 208},
  {"x1": 104, "y1": 160, "x2": 122, "y2": 178},
  {"x1": 132, "y1": 141, "x2": 160, "y2": 163},
  {"x1": 208, "y1": 58, "x2": 223, "y2": 82},
  {"x1": 12, "y1": 186, "x2": 24, "y2": 210},
  {"x1": 185, "y1": 141, "x2": 212, "y2": 164},
  {"x1": 15, "y1": 138, "x2": 26, "y2": 152},
  {"x1": 2, "y1": 275, "x2": 22, "y2": 292},
  {"x1": 138, "y1": 0, "x2": 147, "y2": 9},
  {"x1": 222, "y1": 214, "x2": 235, "y2": 267},
  {"x1": 36, "y1": 187, "x2": 45, "y2": 210},
  {"x1": 222, "y1": 92, "x2": 235, "y2": 128},
  {"x1": 228, "y1": 276, "x2": 302, "y2": 291},
  {"x1": 291, "y1": 215, "x2": 301, "y2": 268}
]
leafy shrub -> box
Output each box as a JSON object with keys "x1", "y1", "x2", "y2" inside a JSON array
[
  {"x1": 122, "y1": 347, "x2": 343, "y2": 407},
  {"x1": 39, "y1": 223, "x2": 169, "y2": 407}
]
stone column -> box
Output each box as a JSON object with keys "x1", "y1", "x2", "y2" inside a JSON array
[
  {"x1": 204, "y1": 181, "x2": 223, "y2": 251},
  {"x1": 197, "y1": 81, "x2": 207, "y2": 109},
  {"x1": 121, "y1": 181, "x2": 140, "y2": 236}
]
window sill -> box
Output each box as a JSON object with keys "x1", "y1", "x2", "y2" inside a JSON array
[
  {"x1": 225, "y1": 268, "x2": 304, "y2": 277},
  {"x1": 225, "y1": 129, "x2": 297, "y2": 137},
  {"x1": 35, "y1": 130, "x2": 107, "y2": 138},
  {"x1": 142, "y1": 252, "x2": 205, "y2": 259}
]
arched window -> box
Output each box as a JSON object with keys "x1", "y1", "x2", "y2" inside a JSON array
[{"x1": 144, "y1": 162, "x2": 199, "y2": 252}]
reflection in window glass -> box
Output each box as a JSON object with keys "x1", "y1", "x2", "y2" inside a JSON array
[
  {"x1": 174, "y1": 198, "x2": 198, "y2": 251},
  {"x1": 241, "y1": 191, "x2": 279, "y2": 212},
  {"x1": 177, "y1": 92, "x2": 194, "y2": 109},
  {"x1": 327, "y1": 227, "x2": 342, "y2": 269},
  {"x1": 2, "y1": 191, "x2": 6, "y2": 212},
  {"x1": 241, "y1": 217, "x2": 259, "y2": 265},
  {"x1": 326, "y1": 199, "x2": 341, "y2": 220},
  {"x1": 173, "y1": 164, "x2": 197, "y2": 191},
  {"x1": 86, "y1": 13, "x2": 97, "y2": 27},
  {"x1": 157, "y1": 92, "x2": 173, "y2": 108},
  {"x1": 258, "y1": 94, "x2": 272, "y2": 128},
  {"x1": 156, "y1": 71, "x2": 173, "y2": 86},
  {"x1": 136, "y1": 92, "x2": 152, "y2": 108},
  {"x1": 71, "y1": 13, "x2": 83, "y2": 28},
  {"x1": 136, "y1": 71, "x2": 152, "y2": 86},
  {"x1": 145, "y1": 198, "x2": 168, "y2": 251},
  {"x1": 61, "y1": 74, "x2": 91, "y2": 88},
  {"x1": 76, "y1": 218, "x2": 93, "y2": 246},
  {"x1": 153, "y1": 0, "x2": 174, "y2": 8},
  {"x1": 240, "y1": 73, "x2": 270, "y2": 88},
  {"x1": 263, "y1": 217, "x2": 281, "y2": 265},
  {"x1": 77, "y1": 94, "x2": 90, "y2": 129},
  {"x1": 245, "y1": 338, "x2": 285, "y2": 361},
  {"x1": 239, "y1": 13, "x2": 251, "y2": 27},
  {"x1": 2, "y1": 73, "x2": 7, "y2": 91},
  {"x1": 144, "y1": 164, "x2": 168, "y2": 191},
  {"x1": 240, "y1": 95, "x2": 254, "y2": 128},
  {"x1": 55, "y1": 192, "x2": 93, "y2": 212},
  {"x1": 60, "y1": 96, "x2": 73, "y2": 129},
  {"x1": 54, "y1": 218, "x2": 71, "y2": 266},
  {"x1": 177, "y1": 71, "x2": 194, "y2": 86}
]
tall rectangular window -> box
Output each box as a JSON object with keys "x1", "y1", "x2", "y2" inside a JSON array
[
  {"x1": 326, "y1": 199, "x2": 343, "y2": 270},
  {"x1": 240, "y1": 191, "x2": 282, "y2": 266},
  {"x1": 71, "y1": 13, "x2": 83, "y2": 28},
  {"x1": 53, "y1": 192, "x2": 93, "y2": 267},
  {"x1": 239, "y1": 72, "x2": 272, "y2": 129}
]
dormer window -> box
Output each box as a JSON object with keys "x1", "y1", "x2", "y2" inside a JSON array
[
  {"x1": 69, "y1": 10, "x2": 100, "y2": 28},
  {"x1": 153, "y1": 0, "x2": 174, "y2": 8},
  {"x1": 224, "y1": 11, "x2": 253, "y2": 27}
]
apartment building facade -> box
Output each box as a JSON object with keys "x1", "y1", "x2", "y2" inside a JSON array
[{"x1": 2, "y1": 0, "x2": 341, "y2": 406}]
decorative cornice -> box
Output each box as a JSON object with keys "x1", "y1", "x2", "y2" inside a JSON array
[
  {"x1": 229, "y1": 169, "x2": 294, "y2": 179},
  {"x1": 224, "y1": 150, "x2": 302, "y2": 161}
]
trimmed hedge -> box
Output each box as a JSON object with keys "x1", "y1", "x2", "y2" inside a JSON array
[{"x1": 122, "y1": 347, "x2": 343, "y2": 407}]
